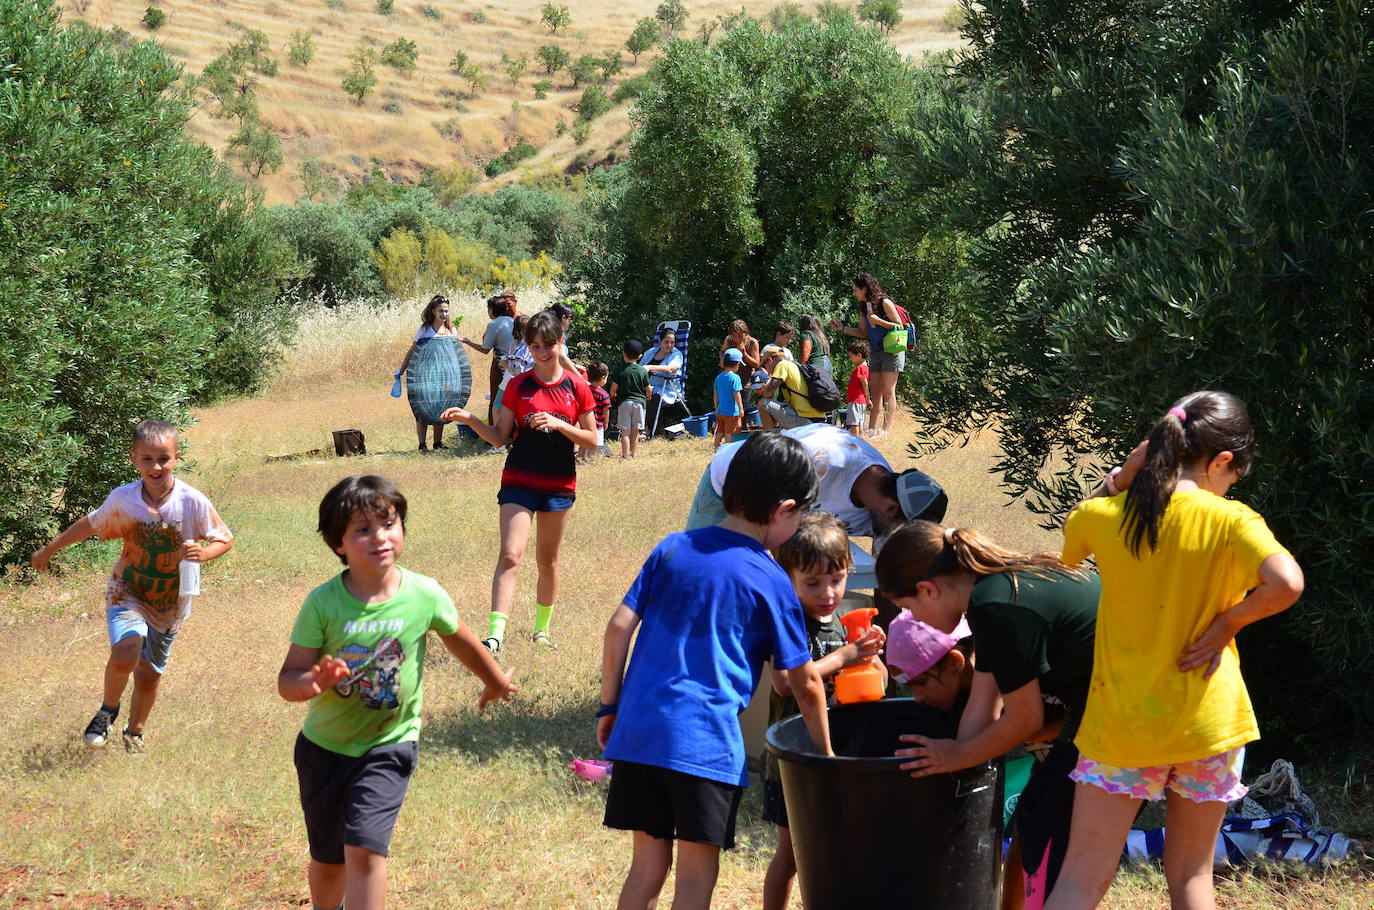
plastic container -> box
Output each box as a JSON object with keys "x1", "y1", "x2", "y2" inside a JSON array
[
  {"x1": 767, "y1": 699, "x2": 1004, "y2": 910},
  {"x1": 682, "y1": 415, "x2": 712, "y2": 437},
  {"x1": 178, "y1": 559, "x2": 201, "y2": 596},
  {"x1": 833, "y1": 607, "x2": 884, "y2": 704}
]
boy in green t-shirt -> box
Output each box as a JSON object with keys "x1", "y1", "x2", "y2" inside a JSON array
[
  {"x1": 278, "y1": 475, "x2": 516, "y2": 910},
  {"x1": 608, "y1": 339, "x2": 650, "y2": 459}
]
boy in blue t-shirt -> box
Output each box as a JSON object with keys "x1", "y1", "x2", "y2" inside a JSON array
[
  {"x1": 598, "y1": 432, "x2": 835, "y2": 910},
  {"x1": 278, "y1": 475, "x2": 517, "y2": 910},
  {"x1": 713, "y1": 347, "x2": 745, "y2": 449}
]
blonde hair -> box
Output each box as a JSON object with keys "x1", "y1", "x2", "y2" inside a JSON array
[
  {"x1": 875, "y1": 521, "x2": 1080, "y2": 598},
  {"x1": 776, "y1": 512, "x2": 853, "y2": 576}
]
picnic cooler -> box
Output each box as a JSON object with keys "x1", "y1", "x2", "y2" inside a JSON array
[
  {"x1": 767, "y1": 699, "x2": 1003, "y2": 909},
  {"x1": 683, "y1": 415, "x2": 712, "y2": 437}
]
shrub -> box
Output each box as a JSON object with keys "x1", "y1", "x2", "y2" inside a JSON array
[
  {"x1": 382, "y1": 99, "x2": 402, "y2": 114},
  {"x1": 537, "y1": 43, "x2": 569, "y2": 75},
  {"x1": 501, "y1": 52, "x2": 529, "y2": 83},
  {"x1": 655, "y1": 0, "x2": 687, "y2": 36},
  {"x1": 540, "y1": 2, "x2": 571, "y2": 33},
  {"x1": 612, "y1": 73, "x2": 652, "y2": 103},
  {"x1": 342, "y1": 65, "x2": 377, "y2": 103},
  {"x1": 571, "y1": 119, "x2": 591, "y2": 144},
  {"x1": 626, "y1": 17, "x2": 659, "y2": 63},
  {"x1": 484, "y1": 137, "x2": 539, "y2": 177},
  {"x1": 461, "y1": 63, "x2": 490, "y2": 95},
  {"x1": 569, "y1": 53, "x2": 598, "y2": 87},
  {"x1": 380, "y1": 37, "x2": 418, "y2": 74},
  {"x1": 327, "y1": 0, "x2": 345, "y2": 10},
  {"x1": 419, "y1": 4, "x2": 441, "y2": 18},
  {"x1": 467, "y1": 9, "x2": 485, "y2": 23},
  {"x1": 598, "y1": 49, "x2": 623, "y2": 81},
  {"x1": 768, "y1": 2, "x2": 809, "y2": 31},
  {"x1": 856, "y1": 0, "x2": 900, "y2": 32},
  {"x1": 376, "y1": 0, "x2": 393, "y2": 13},
  {"x1": 227, "y1": 113, "x2": 283, "y2": 176},
  {"x1": 434, "y1": 116, "x2": 462, "y2": 139},
  {"x1": 448, "y1": 50, "x2": 469, "y2": 73},
  {"x1": 533, "y1": 78, "x2": 553, "y2": 99},
  {"x1": 575, "y1": 83, "x2": 611, "y2": 122},
  {"x1": 141, "y1": 6, "x2": 165, "y2": 29},
  {"x1": 1, "y1": 0, "x2": 294, "y2": 566},
  {"x1": 288, "y1": 30, "x2": 315, "y2": 66}
]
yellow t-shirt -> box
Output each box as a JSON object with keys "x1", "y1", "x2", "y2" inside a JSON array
[
  {"x1": 1062, "y1": 489, "x2": 1288, "y2": 767},
  {"x1": 771, "y1": 359, "x2": 825, "y2": 418}
]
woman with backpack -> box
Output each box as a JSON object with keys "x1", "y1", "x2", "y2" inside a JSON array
[{"x1": 833, "y1": 272, "x2": 907, "y2": 438}]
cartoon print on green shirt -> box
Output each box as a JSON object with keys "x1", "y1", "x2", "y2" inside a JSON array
[
  {"x1": 334, "y1": 637, "x2": 406, "y2": 710},
  {"x1": 122, "y1": 520, "x2": 182, "y2": 610}
]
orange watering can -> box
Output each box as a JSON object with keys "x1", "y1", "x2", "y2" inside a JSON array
[{"x1": 833, "y1": 607, "x2": 884, "y2": 704}]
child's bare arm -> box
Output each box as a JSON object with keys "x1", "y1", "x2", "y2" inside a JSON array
[
  {"x1": 440, "y1": 401, "x2": 516, "y2": 447},
  {"x1": 770, "y1": 661, "x2": 791, "y2": 697},
  {"x1": 31, "y1": 516, "x2": 97, "y2": 572},
  {"x1": 278, "y1": 644, "x2": 349, "y2": 702},
  {"x1": 438, "y1": 625, "x2": 518, "y2": 711},
  {"x1": 811, "y1": 627, "x2": 885, "y2": 679},
  {"x1": 598, "y1": 604, "x2": 640, "y2": 748},
  {"x1": 859, "y1": 374, "x2": 869, "y2": 401},
  {"x1": 1179, "y1": 552, "x2": 1304, "y2": 678},
  {"x1": 788, "y1": 660, "x2": 834, "y2": 756},
  {"x1": 182, "y1": 538, "x2": 232, "y2": 563}
]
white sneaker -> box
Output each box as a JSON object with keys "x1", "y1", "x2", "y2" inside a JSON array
[{"x1": 485, "y1": 445, "x2": 507, "y2": 455}]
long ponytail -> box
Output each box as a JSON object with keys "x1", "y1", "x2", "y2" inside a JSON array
[
  {"x1": 876, "y1": 520, "x2": 1081, "y2": 599},
  {"x1": 1121, "y1": 390, "x2": 1254, "y2": 555}
]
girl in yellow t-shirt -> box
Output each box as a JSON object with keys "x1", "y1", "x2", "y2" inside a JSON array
[{"x1": 1047, "y1": 391, "x2": 1305, "y2": 910}]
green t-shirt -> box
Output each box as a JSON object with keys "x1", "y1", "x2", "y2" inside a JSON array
[
  {"x1": 290, "y1": 567, "x2": 460, "y2": 757},
  {"x1": 610, "y1": 361, "x2": 649, "y2": 406},
  {"x1": 964, "y1": 570, "x2": 1100, "y2": 736}
]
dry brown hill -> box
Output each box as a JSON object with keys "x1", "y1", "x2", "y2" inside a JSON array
[{"x1": 75, "y1": 0, "x2": 964, "y2": 203}]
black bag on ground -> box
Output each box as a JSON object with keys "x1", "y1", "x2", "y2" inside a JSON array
[
  {"x1": 796, "y1": 362, "x2": 844, "y2": 413},
  {"x1": 332, "y1": 429, "x2": 366, "y2": 456}
]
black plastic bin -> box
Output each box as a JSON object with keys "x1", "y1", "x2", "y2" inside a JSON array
[{"x1": 766, "y1": 698, "x2": 1003, "y2": 909}]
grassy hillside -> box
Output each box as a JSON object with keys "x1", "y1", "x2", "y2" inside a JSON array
[{"x1": 74, "y1": 0, "x2": 965, "y2": 203}]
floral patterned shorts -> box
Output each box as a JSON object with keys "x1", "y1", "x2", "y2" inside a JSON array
[{"x1": 1070, "y1": 747, "x2": 1247, "y2": 803}]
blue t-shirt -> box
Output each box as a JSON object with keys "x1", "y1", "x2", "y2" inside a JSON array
[
  {"x1": 714, "y1": 370, "x2": 743, "y2": 416},
  {"x1": 605, "y1": 526, "x2": 812, "y2": 786}
]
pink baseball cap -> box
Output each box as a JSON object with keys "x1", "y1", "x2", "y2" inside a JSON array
[{"x1": 886, "y1": 610, "x2": 972, "y2": 683}]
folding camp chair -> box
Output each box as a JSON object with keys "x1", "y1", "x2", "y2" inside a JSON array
[{"x1": 647, "y1": 319, "x2": 693, "y2": 437}]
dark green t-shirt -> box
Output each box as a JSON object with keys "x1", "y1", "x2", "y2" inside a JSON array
[
  {"x1": 609, "y1": 361, "x2": 649, "y2": 406},
  {"x1": 964, "y1": 570, "x2": 1100, "y2": 732},
  {"x1": 763, "y1": 613, "x2": 847, "y2": 781}
]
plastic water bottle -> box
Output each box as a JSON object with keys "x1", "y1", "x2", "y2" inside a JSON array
[{"x1": 179, "y1": 558, "x2": 201, "y2": 596}]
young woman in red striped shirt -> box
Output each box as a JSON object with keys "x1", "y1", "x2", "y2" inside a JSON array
[{"x1": 442, "y1": 309, "x2": 597, "y2": 654}]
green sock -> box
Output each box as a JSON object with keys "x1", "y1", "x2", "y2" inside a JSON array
[
  {"x1": 487, "y1": 611, "x2": 508, "y2": 642},
  {"x1": 533, "y1": 603, "x2": 554, "y2": 635}
]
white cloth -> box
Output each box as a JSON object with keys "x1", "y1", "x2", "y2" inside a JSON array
[
  {"x1": 413, "y1": 325, "x2": 455, "y2": 342},
  {"x1": 639, "y1": 346, "x2": 684, "y2": 403},
  {"x1": 706, "y1": 423, "x2": 890, "y2": 536}
]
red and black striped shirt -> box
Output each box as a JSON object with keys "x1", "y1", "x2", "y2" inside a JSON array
[{"x1": 500, "y1": 369, "x2": 596, "y2": 494}]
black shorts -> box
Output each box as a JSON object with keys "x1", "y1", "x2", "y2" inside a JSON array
[
  {"x1": 1012, "y1": 739, "x2": 1078, "y2": 894},
  {"x1": 294, "y1": 733, "x2": 418, "y2": 864},
  {"x1": 761, "y1": 778, "x2": 788, "y2": 828},
  {"x1": 603, "y1": 760, "x2": 744, "y2": 849}
]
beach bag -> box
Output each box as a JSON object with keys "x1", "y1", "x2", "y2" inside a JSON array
[
  {"x1": 894, "y1": 304, "x2": 917, "y2": 352},
  {"x1": 796, "y1": 362, "x2": 844, "y2": 412},
  {"x1": 882, "y1": 303, "x2": 917, "y2": 354}
]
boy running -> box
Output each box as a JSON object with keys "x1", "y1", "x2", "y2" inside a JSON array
[
  {"x1": 32, "y1": 419, "x2": 233, "y2": 752},
  {"x1": 279, "y1": 475, "x2": 516, "y2": 910}
]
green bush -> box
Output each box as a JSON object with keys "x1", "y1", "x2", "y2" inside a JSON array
[
  {"x1": 574, "y1": 83, "x2": 611, "y2": 122},
  {"x1": 537, "y1": 43, "x2": 569, "y2": 75},
  {"x1": 0, "y1": 0, "x2": 294, "y2": 567},
  {"x1": 768, "y1": 2, "x2": 809, "y2": 31},
  {"x1": 540, "y1": 2, "x2": 570, "y2": 33},
  {"x1": 288, "y1": 30, "x2": 315, "y2": 66},
  {"x1": 569, "y1": 53, "x2": 599, "y2": 87},
  {"x1": 140, "y1": 6, "x2": 165, "y2": 29},
  {"x1": 376, "y1": 0, "x2": 393, "y2": 13},
  {"x1": 612, "y1": 73, "x2": 651, "y2": 102},
  {"x1": 419, "y1": 4, "x2": 441, "y2": 19},
  {"x1": 532, "y1": 78, "x2": 553, "y2": 99},
  {"x1": 484, "y1": 137, "x2": 539, "y2": 177},
  {"x1": 380, "y1": 37, "x2": 418, "y2": 74},
  {"x1": 626, "y1": 17, "x2": 659, "y2": 64},
  {"x1": 856, "y1": 0, "x2": 899, "y2": 32}
]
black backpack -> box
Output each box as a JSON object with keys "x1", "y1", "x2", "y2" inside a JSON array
[{"x1": 794, "y1": 361, "x2": 844, "y2": 412}]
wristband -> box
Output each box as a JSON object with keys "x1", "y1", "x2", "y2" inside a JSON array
[{"x1": 596, "y1": 702, "x2": 618, "y2": 718}]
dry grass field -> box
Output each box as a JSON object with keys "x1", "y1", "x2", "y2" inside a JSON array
[
  {"x1": 71, "y1": 0, "x2": 966, "y2": 203},
  {"x1": 1, "y1": 293, "x2": 1370, "y2": 907}
]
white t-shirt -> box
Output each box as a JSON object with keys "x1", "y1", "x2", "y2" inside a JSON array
[
  {"x1": 413, "y1": 325, "x2": 455, "y2": 342},
  {"x1": 706, "y1": 423, "x2": 889, "y2": 536},
  {"x1": 88, "y1": 479, "x2": 233, "y2": 632}
]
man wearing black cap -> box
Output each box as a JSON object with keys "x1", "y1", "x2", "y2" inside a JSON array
[{"x1": 685, "y1": 423, "x2": 947, "y2": 537}]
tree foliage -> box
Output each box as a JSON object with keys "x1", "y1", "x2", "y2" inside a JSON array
[
  {"x1": 288, "y1": 29, "x2": 315, "y2": 67},
  {"x1": 540, "y1": 2, "x2": 571, "y2": 34},
  {"x1": 569, "y1": 53, "x2": 599, "y2": 87},
  {"x1": 655, "y1": 0, "x2": 688, "y2": 37},
  {"x1": 889, "y1": 0, "x2": 1374, "y2": 738},
  {"x1": 380, "y1": 37, "x2": 418, "y2": 74},
  {"x1": 0, "y1": 0, "x2": 295, "y2": 567},
  {"x1": 562, "y1": 16, "x2": 952, "y2": 407},
  {"x1": 537, "y1": 43, "x2": 569, "y2": 75},
  {"x1": 626, "y1": 17, "x2": 659, "y2": 63},
  {"x1": 856, "y1": 0, "x2": 899, "y2": 32},
  {"x1": 228, "y1": 113, "x2": 283, "y2": 177}
]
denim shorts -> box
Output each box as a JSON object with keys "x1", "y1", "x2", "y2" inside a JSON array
[
  {"x1": 497, "y1": 485, "x2": 576, "y2": 513},
  {"x1": 105, "y1": 579, "x2": 178, "y2": 674}
]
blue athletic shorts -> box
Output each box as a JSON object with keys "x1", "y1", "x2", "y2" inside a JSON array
[
  {"x1": 497, "y1": 485, "x2": 575, "y2": 513},
  {"x1": 105, "y1": 579, "x2": 178, "y2": 674}
]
